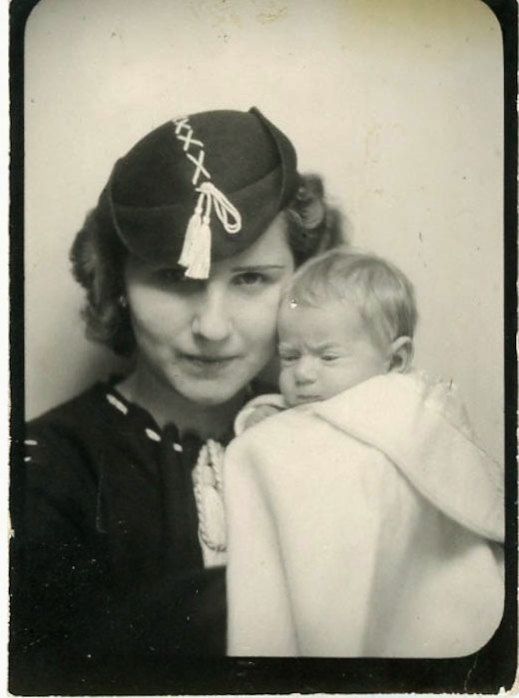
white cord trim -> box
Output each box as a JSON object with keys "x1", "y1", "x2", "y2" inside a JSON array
[
  {"x1": 192, "y1": 439, "x2": 227, "y2": 557},
  {"x1": 171, "y1": 116, "x2": 242, "y2": 280},
  {"x1": 196, "y1": 182, "x2": 241, "y2": 234}
]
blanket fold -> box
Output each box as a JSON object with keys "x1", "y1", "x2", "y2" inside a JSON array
[{"x1": 225, "y1": 371, "x2": 504, "y2": 657}]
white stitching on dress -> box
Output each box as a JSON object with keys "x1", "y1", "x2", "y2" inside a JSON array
[
  {"x1": 106, "y1": 393, "x2": 129, "y2": 415},
  {"x1": 145, "y1": 428, "x2": 161, "y2": 442}
]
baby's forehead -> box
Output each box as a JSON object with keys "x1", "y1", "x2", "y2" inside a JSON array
[
  {"x1": 277, "y1": 295, "x2": 351, "y2": 321},
  {"x1": 277, "y1": 300, "x2": 341, "y2": 335},
  {"x1": 276, "y1": 299, "x2": 319, "y2": 327},
  {"x1": 277, "y1": 296, "x2": 369, "y2": 343}
]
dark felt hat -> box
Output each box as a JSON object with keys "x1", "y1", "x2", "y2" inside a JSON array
[{"x1": 96, "y1": 108, "x2": 300, "y2": 277}]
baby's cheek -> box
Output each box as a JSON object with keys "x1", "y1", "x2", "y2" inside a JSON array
[{"x1": 278, "y1": 369, "x2": 292, "y2": 398}]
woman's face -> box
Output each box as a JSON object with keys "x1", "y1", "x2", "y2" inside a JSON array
[{"x1": 124, "y1": 214, "x2": 295, "y2": 406}]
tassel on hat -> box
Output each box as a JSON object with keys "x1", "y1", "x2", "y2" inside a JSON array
[
  {"x1": 179, "y1": 181, "x2": 241, "y2": 280},
  {"x1": 178, "y1": 189, "x2": 207, "y2": 275},
  {"x1": 180, "y1": 208, "x2": 211, "y2": 279}
]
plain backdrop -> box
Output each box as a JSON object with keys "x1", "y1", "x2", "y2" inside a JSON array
[{"x1": 24, "y1": 0, "x2": 503, "y2": 463}]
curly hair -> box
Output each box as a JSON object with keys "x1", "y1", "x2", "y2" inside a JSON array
[{"x1": 70, "y1": 174, "x2": 346, "y2": 357}]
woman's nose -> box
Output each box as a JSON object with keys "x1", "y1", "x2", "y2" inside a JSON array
[
  {"x1": 191, "y1": 287, "x2": 232, "y2": 342},
  {"x1": 294, "y1": 356, "x2": 318, "y2": 384}
]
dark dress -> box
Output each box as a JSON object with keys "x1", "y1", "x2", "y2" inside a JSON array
[{"x1": 10, "y1": 378, "x2": 229, "y2": 694}]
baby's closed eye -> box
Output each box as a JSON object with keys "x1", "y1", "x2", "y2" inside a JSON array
[
  {"x1": 320, "y1": 353, "x2": 340, "y2": 362},
  {"x1": 278, "y1": 347, "x2": 300, "y2": 362}
]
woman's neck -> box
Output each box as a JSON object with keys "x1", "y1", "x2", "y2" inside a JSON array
[{"x1": 117, "y1": 362, "x2": 247, "y2": 441}]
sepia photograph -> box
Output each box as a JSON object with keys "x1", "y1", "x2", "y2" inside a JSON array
[{"x1": 9, "y1": 0, "x2": 516, "y2": 693}]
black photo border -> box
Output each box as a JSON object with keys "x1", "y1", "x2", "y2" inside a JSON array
[{"x1": 9, "y1": 0, "x2": 517, "y2": 693}]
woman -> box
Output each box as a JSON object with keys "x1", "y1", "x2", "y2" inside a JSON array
[{"x1": 11, "y1": 108, "x2": 343, "y2": 692}]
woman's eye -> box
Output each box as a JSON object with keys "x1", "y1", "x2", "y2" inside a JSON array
[
  {"x1": 233, "y1": 272, "x2": 268, "y2": 288},
  {"x1": 156, "y1": 268, "x2": 188, "y2": 284}
]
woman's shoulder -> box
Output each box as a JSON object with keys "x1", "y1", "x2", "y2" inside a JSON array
[
  {"x1": 24, "y1": 375, "x2": 167, "y2": 471},
  {"x1": 18, "y1": 384, "x2": 117, "y2": 525},
  {"x1": 28, "y1": 380, "x2": 115, "y2": 438},
  {"x1": 25, "y1": 378, "x2": 129, "y2": 466},
  {"x1": 30, "y1": 380, "x2": 109, "y2": 422}
]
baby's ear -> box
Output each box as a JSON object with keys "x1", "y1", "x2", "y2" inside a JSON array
[{"x1": 388, "y1": 336, "x2": 413, "y2": 373}]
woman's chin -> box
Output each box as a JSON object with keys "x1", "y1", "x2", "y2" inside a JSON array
[{"x1": 172, "y1": 375, "x2": 248, "y2": 408}]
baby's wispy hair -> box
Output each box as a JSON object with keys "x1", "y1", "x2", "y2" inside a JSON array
[{"x1": 282, "y1": 247, "x2": 418, "y2": 348}]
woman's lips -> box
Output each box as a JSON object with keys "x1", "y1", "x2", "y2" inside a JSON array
[{"x1": 179, "y1": 352, "x2": 240, "y2": 372}]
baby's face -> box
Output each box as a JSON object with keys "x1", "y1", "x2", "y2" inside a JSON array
[{"x1": 278, "y1": 299, "x2": 390, "y2": 407}]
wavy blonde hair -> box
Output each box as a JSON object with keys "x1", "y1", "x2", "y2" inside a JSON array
[{"x1": 284, "y1": 247, "x2": 417, "y2": 349}]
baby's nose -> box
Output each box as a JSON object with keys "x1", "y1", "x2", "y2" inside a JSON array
[{"x1": 294, "y1": 356, "x2": 318, "y2": 383}]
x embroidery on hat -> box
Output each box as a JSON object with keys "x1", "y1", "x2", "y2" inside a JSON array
[
  {"x1": 187, "y1": 150, "x2": 211, "y2": 185},
  {"x1": 175, "y1": 119, "x2": 204, "y2": 153},
  {"x1": 173, "y1": 117, "x2": 210, "y2": 184},
  {"x1": 171, "y1": 115, "x2": 242, "y2": 279}
]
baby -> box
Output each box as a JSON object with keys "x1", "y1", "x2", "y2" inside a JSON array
[
  {"x1": 235, "y1": 247, "x2": 416, "y2": 430},
  {"x1": 226, "y1": 248, "x2": 503, "y2": 658},
  {"x1": 279, "y1": 248, "x2": 415, "y2": 402}
]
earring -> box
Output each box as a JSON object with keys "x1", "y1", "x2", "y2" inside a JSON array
[{"x1": 118, "y1": 294, "x2": 128, "y2": 309}]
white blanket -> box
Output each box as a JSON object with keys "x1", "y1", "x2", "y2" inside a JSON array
[{"x1": 225, "y1": 371, "x2": 504, "y2": 657}]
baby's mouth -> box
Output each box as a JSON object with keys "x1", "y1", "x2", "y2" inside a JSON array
[{"x1": 294, "y1": 394, "x2": 321, "y2": 404}]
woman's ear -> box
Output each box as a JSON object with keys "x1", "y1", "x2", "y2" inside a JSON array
[{"x1": 388, "y1": 336, "x2": 413, "y2": 373}]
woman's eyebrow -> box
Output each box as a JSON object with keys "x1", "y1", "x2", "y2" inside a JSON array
[{"x1": 147, "y1": 262, "x2": 184, "y2": 271}]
